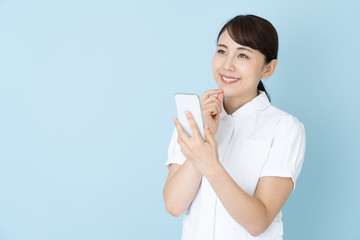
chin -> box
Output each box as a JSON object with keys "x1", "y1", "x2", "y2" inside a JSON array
[{"x1": 221, "y1": 87, "x2": 242, "y2": 98}]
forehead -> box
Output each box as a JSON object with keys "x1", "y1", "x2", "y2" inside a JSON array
[{"x1": 218, "y1": 29, "x2": 254, "y2": 52}]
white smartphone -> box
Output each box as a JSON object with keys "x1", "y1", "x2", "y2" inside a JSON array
[{"x1": 174, "y1": 93, "x2": 205, "y2": 140}]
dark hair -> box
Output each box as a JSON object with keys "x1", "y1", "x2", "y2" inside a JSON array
[{"x1": 216, "y1": 14, "x2": 279, "y2": 102}]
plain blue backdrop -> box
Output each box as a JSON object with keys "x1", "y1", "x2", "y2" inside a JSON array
[{"x1": 0, "y1": 0, "x2": 359, "y2": 239}]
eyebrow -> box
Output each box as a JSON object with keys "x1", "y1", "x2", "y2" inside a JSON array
[{"x1": 217, "y1": 44, "x2": 253, "y2": 53}]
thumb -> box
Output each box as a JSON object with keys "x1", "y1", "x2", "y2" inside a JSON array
[{"x1": 204, "y1": 124, "x2": 216, "y2": 146}]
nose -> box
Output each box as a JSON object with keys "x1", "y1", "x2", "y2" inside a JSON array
[{"x1": 223, "y1": 55, "x2": 235, "y2": 72}]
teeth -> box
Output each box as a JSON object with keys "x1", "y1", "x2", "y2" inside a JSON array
[{"x1": 222, "y1": 76, "x2": 239, "y2": 82}]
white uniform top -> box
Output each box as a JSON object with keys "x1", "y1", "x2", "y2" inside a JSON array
[{"x1": 165, "y1": 90, "x2": 306, "y2": 240}]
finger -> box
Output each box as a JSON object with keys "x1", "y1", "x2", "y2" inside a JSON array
[
  {"x1": 202, "y1": 99, "x2": 221, "y2": 116},
  {"x1": 202, "y1": 105, "x2": 220, "y2": 118},
  {"x1": 200, "y1": 89, "x2": 223, "y2": 103},
  {"x1": 202, "y1": 96, "x2": 221, "y2": 113},
  {"x1": 204, "y1": 123, "x2": 216, "y2": 146},
  {"x1": 217, "y1": 93, "x2": 224, "y2": 111},
  {"x1": 201, "y1": 90, "x2": 222, "y2": 103},
  {"x1": 184, "y1": 111, "x2": 202, "y2": 140},
  {"x1": 202, "y1": 95, "x2": 221, "y2": 106},
  {"x1": 176, "y1": 134, "x2": 186, "y2": 147},
  {"x1": 173, "y1": 118, "x2": 191, "y2": 142}
]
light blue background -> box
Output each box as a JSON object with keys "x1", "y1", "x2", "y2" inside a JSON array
[{"x1": 0, "y1": 0, "x2": 359, "y2": 239}]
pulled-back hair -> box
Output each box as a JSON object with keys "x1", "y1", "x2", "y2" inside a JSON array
[{"x1": 217, "y1": 15, "x2": 279, "y2": 102}]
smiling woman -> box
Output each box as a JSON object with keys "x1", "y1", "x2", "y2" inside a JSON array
[
  {"x1": 163, "y1": 14, "x2": 306, "y2": 240},
  {"x1": 213, "y1": 14, "x2": 278, "y2": 111}
]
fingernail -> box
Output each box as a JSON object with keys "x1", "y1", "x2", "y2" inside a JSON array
[{"x1": 185, "y1": 110, "x2": 190, "y2": 116}]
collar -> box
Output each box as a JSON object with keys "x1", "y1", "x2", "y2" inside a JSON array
[{"x1": 220, "y1": 90, "x2": 270, "y2": 119}]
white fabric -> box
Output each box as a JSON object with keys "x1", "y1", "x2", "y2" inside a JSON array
[{"x1": 165, "y1": 90, "x2": 306, "y2": 240}]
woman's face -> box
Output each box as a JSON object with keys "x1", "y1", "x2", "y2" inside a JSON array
[{"x1": 212, "y1": 29, "x2": 268, "y2": 100}]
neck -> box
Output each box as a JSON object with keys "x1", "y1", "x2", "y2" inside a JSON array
[{"x1": 223, "y1": 91, "x2": 259, "y2": 116}]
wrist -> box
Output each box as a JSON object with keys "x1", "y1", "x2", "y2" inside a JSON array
[
  {"x1": 203, "y1": 161, "x2": 224, "y2": 182},
  {"x1": 185, "y1": 159, "x2": 203, "y2": 177}
]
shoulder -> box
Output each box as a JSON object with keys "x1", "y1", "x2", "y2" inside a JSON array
[{"x1": 264, "y1": 105, "x2": 305, "y2": 140}]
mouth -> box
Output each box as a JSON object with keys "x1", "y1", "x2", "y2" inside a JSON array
[{"x1": 221, "y1": 74, "x2": 240, "y2": 84}]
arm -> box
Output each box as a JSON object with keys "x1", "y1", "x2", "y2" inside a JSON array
[
  {"x1": 175, "y1": 111, "x2": 294, "y2": 236},
  {"x1": 205, "y1": 116, "x2": 304, "y2": 236},
  {"x1": 163, "y1": 160, "x2": 202, "y2": 217},
  {"x1": 163, "y1": 89, "x2": 224, "y2": 217},
  {"x1": 206, "y1": 164, "x2": 293, "y2": 236}
]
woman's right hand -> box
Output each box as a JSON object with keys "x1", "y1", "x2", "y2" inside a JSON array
[{"x1": 200, "y1": 89, "x2": 224, "y2": 137}]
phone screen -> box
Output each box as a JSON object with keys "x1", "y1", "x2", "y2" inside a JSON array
[{"x1": 174, "y1": 93, "x2": 205, "y2": 140}]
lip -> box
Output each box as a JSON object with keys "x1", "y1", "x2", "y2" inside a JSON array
[
  {"x1": 221, "y1": 74, "x2": 240, "y2": 84},
  {"x1": 222, "y1": 74, "x2": 238, "y2": 79}
]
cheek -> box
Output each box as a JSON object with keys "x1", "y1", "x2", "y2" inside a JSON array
[
  {"x1": 212, "y1": 58, "x2": 221, "y2": 76},
  {"x1": 240, "y1": 62, "x2": 262, "y2": 79}
]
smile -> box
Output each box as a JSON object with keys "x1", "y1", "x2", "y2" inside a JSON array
[{"x1": 221, "y1": 75, "x2": 240, "y2": 84}]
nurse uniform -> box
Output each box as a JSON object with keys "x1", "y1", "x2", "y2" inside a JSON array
[{"x1": 165, "y1": 90, "x2": 306, "y2": 240}]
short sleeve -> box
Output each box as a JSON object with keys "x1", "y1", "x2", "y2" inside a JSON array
[
  {"x1": 260, "y1": 115, "x2": 306, "y2": 190},
  {"x1": 164, "y1": 127, "x2": 187, "y2": 170}
]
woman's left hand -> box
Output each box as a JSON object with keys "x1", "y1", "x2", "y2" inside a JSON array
[{"x1": 173, "y1": 110, "x2": 220, "y2": 176}]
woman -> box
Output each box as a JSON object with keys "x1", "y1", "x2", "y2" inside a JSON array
[{"x1": 163, "y1": 14, "x2": 306, "y2": 240}]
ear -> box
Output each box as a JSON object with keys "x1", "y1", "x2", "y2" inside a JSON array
[{"x1": 261, "y1": 59, "x2": 278, "y2": 79}]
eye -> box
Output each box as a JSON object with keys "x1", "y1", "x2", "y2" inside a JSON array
[
  {"x1": 217, "y1": 49, "x2": 225, "y2": 54},
  {"x1": 238, "y1": 53, "x2": 248, "y2": 59}
]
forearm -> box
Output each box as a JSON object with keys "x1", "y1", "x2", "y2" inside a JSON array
[
  {"x1": 163, "y1": 160, "x2": 203, "y2": 217},
  {"x1": 206, "y1": 163, "x2": 270, "y2": 236}
]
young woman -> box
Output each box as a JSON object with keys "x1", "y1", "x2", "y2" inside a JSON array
[{"x1": 163, "y1": 14, "x2": 306, "y2": 240}]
